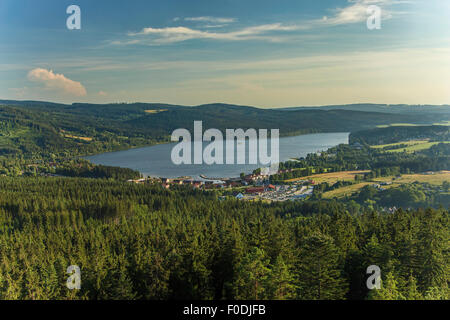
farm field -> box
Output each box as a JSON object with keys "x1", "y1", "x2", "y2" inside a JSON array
[
  {"x1": 144, "y1": 109, "x2": 168, "y2": 114},
  {"x1": 285, "y1": 170, "x2": 370, "y2": 184},
  {"x1": 322, "y1": 182, "x2": 371, "y2": 199},
  {"x1": 63, "y1": 134, "x2": 93, "y2": 142},
  {"x1": 433, "y1": 121, "x2": 450, "y2": 126},
  {"x1": 60, "y1": 130, "x2": 93, "y2": 142},
  {"x1": 371, "y1": 139, "x2": 450, "y2": 153},
  {"x1": 322, "y1": 171, "x2": 450, "y2": 199},
  {"x1": 375, "y1": 122, "x2": 450, "y2": 128},
  {"x1": 388, "y1": 142, "x2": 449, "y2": 153},
  {"x1": 374, "y1": 171, "x2": 450, "y2": 185},
  {"x1": 376, "y1": 123, "x2": 423, "y2": 128},
  {"x1": 371, "y1": 139, "x2": 428, "y2": 149}
]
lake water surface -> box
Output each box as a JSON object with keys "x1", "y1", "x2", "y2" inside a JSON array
[{"x1": 85, "y1": 132, "x2": 349, "y2": 179}]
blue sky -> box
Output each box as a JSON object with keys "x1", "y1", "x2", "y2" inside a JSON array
[{"x1": 0, "y1": 0, "x2": 449, "y2": 107}]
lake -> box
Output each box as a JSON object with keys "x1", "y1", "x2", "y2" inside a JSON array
[{"x1": 85, "y1": 132, "x2": 349, "y2": 179}]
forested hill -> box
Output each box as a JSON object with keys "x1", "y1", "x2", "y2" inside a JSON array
[
  {"x1": 0, "y1": 99, "x2": 447, "y2": 158},
  {"x1": 282, "y1": 103, "x2": 450, "y2": 115},
  {"x1": 350, "y1": 125, "x2": 450, "y2": 145}
]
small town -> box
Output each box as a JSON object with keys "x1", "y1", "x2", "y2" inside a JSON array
[{"x1": 127, "y1": 169, "x2": 316, "y2": 202}]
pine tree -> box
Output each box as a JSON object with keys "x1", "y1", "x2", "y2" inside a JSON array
[
  {"x1": 404, "y1": 274, "x2": 423, "y2": 300},
  {"x1": 266, "y1": 255, "x2": 297, "y2": 300},
  {"x1": 418, "y1": 210, "x2": 448, "y2": 291},
  {"x1": 363, "y1": 234, "x2": 384, "y2": 266},
  {"x1": 234, "y1": 247, "x2": 271, "y2": 300},
  {"x1": 368, "y1": 272, "x2": 405, "y2": 300},
  {"x1": 297, "y1": 232, "x2": 348, "y2": 300},
  {"x1": 111, "y1": 269, "x2": 137, "y2": 300},
  {"x1": 42, "y1": 263, "x2": 61, "y2": 299},
  {"x1": 424, "y1": 283, "x2": 449, "y2": 300}
]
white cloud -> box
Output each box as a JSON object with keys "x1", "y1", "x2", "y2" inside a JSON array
[
  {"x1": 320, "y1": 0, "x2": 411, "y2": 25},
  {"x1": 112, "y1": 0, "x2": 412, "y2": 45},
  {"x1": 184, "y1": 16, "x2": 236, "y2": 24},
  {"x1": 202, "y1": 24, "x2": 229, "y2": 29},
  {"x1": 27, "y1": 68, "x2": 87, "y2": 96},
  {"x1": 127, "y1": 23, "x2": 302, "y2": 44}
]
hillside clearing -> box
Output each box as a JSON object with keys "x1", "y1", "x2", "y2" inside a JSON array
[
  {"x1": 322, "y1": 183, "x2": 371, "y2": 199},
  {"x1": 285, "y1": 170, "x2": 370, "y2": 184},
  {"x1": 371, "y1": 139, "x2": 450, "y2": 153},
  {"x1": 322, "y1": 171, "x2": 450, "y2": 199},
  {"x1": 374, "y1": 171, "x2": 450, "y2": 185},
  {"x1": 144, "y1": 109, "x2": 168, "y2": 114}
]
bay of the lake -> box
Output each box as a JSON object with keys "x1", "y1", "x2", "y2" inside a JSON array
[{"x1": 85, "y1": 132, "x2": 349, "y2": 179}]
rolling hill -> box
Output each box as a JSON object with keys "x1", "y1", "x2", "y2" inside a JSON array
[{"x1": 0, "y1": 99, "x2": 448, "y2": 158}]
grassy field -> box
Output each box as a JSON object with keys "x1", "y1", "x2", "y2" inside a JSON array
[
  {"x1": 371, "y1": 140, "x2": 428, "y2": 149},
  {"x1": 374, "y1": 171, "x2": 450, "y2": 185},
  {"x1": 321, "y1": 171, "x2": 450, "y2": 199},
  {"x1": 144, "y1": 109, "x2": 168, "y2": 114},
  {"x1": 376, "y1": 123, "x2": 423, "y2": 128},
  {"x1": 60, "y1": 130, "x2": 93, "y2": 142},
  {"x1": 322, "y1": 183, "x2": 372, "y2": 199},
  {"x1": 376, "y1": 122, "x2": 450, "y2": 128},
  {"x1": 285, "y1": 170, "x2": 370, "y2": 184},
  {"x1": 371, "y1": 139, "x2": 450, "y2": 153},
  {"x1": 434, "y1": 121, "x2": 450, "y2": 126},
  {"x1": 389, "y1": 142, "x2": 449, "y2": 153},
  {"x1": 63, "y1": 134, "x2": 93, "y2": 142}
]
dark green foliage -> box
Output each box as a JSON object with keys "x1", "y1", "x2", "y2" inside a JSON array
[
  {"x1": 296, "y1": 233, "x2": 348, "y2": 299},
  {"x1": 0, "y1": 177, "x2": 447, "y2": 300},
  {"x1": 55, "y1": 162, "x2": 141, "y2": 180},
  {"x1": 350, "y1": 125, "x2": 450, "y2": 146}
]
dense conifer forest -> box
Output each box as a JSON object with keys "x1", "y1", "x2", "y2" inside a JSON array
[{"x1": 0, "y1": 178, "x2": 447, "y2": 300}]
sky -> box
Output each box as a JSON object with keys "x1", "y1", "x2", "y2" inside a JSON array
[{"x1": 0, "y1": 0, "x2": 449, "y2": 107}]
